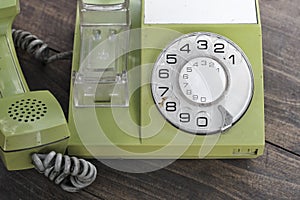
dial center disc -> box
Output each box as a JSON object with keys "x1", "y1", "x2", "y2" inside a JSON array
[{"x1": 178, "y1": 57, "x2": 227, "y2": 104}]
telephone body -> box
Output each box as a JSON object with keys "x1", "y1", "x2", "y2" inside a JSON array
[
  {"x1": 68, "y1": 0, "x2": 265, "y2": 158},
  {"x1": 0, "y1": 0, "x2": 69, "y2": 170}
]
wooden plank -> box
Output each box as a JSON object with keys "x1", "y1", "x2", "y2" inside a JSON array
[
  {"x1": 0, "y1": 163, "x2": 99, "y2": 199},
  {"x1": 260, "y1": 0, "x2": 300, "y2": 154},
  {"x1": 13, "y1": 0, "x2": 77, "y2": 52}
]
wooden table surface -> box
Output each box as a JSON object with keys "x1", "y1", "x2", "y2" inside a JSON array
[{"x1": 0, "y1": 0, "x2": 299, "y2": 199}]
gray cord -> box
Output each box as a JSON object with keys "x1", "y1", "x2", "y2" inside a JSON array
[
  {"x1": 32, "y1": 151, "x2": 97, "y2": 192},
  {"x1": 12, "y1": 30, "x2": 95, "y2": 192},
  {"x1": 12, "y1": 29, "x2": 72, "y2": 64}
]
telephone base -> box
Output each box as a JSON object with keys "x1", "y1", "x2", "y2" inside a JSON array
[{"x1": 67, "y1": 0, "x2": 264, "y2": 160}]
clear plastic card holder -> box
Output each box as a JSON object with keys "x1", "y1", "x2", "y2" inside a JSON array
[{"x1": 74, "y1": 0, "x2": 130, "y2": 107}]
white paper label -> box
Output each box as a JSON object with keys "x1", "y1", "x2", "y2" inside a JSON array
[{"x1": 144, "y1": 0, "x2": 257, "y2": 24}]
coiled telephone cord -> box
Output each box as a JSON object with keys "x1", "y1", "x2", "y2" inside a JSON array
[
  {"x1": 32, "y1": 151, "x2": 97, "y2": 193},
  {"x1": 12, "y1": 29, "x2": 72, "y2": 64},
  {"x1": 12, "y1": 30, "x2": 96, "y2": 192}
]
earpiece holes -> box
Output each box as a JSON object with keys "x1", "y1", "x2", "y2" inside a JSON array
[{"x1": 7, "y1": 98, "x2": 48, "y2": 123}]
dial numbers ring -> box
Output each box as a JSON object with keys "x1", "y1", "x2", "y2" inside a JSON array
[{"x1": 151, "y1": 32, "x2": 254, "y2": 134}]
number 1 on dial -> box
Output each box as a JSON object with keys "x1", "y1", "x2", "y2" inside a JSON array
[{"x1": 229, "y1": 54, "x2": 235, "y2": 65}]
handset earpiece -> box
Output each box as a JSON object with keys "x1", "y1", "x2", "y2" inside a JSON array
[{"x1": 0, "y1": 91, "x2": 70, "y2": 170}]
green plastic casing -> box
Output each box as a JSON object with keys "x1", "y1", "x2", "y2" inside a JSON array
[
  {"x1": 0, "y1": 0, "x2": 70, "y2": 170},
  {"x1": 0, "y1": 0, "x2": 28, "y2": 97},
  {"x1": 68, "y1": 0, "x2": 264, "y2": 158},
  {"x1": 0, "y1": 91, "x2": 70, "y2": 170}
]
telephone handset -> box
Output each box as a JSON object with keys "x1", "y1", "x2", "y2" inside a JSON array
[
  {"x1": 0, "y1": 0, "x2": 70, "y2": 170},
  {"x1": 0, "y1": 1, "x2": 98, "y2": 192},
  {"x1": 68, "y1": 0, "x2": 264, "y2": 159}
]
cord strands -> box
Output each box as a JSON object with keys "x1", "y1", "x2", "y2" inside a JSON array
[
  {"x1": 12, "y1": 29, "x2": 72, "y2": 64},
  {"x1": 32, "y1": 151, "x2": 97, "y2": 192}
]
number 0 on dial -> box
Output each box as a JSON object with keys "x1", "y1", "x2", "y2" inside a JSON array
[{"x1": 151, "y1": 32, "x2": 254, "y2": 134}]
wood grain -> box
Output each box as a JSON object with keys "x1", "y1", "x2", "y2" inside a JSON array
[
  {"x1": 0, "y1": 0, "x2": 299, "y2": 199},
  {"x1": 260, "y1": 0, "x2": 300, "y2": 154},
  {"x1": 12, "y1": 0, "x2": 76, "y2": 116},
  {"x1": 87, "y1": 144, "x2": 300, "y2": 199}
]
